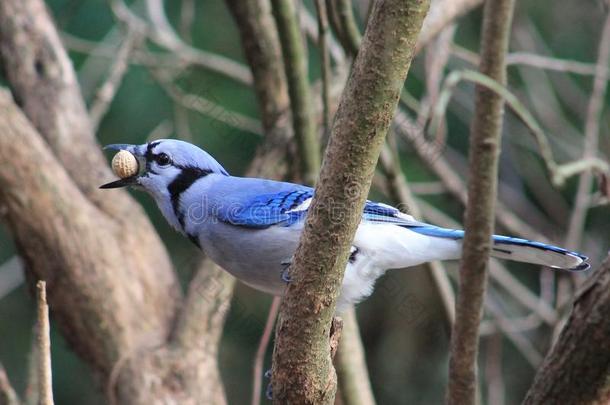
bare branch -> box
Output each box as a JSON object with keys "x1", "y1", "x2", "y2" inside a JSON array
[
  {"x1": 335, "y1": 307, "x2": 376, "y2": 405},
  {"x1": 89, "y1": 28, "x2": 142, "y2": 132},
  {"x1": 453, "y1": 45, "x2": 606, "y2": 76},
  {"x1": 251, "y1": 297, "x2": 280, "y2": 405},
  {"x1": 484, "y1": 334, "x2": 505, "y2": 405},
  {"x1": 416, "y1": 0, "x2": 483, "y2": 53},
  {"x1": 415, "y1": 197, "x2": 559, "y2": 326},
  {"x1": 326, "y1": 0, "x2": 361, "y2": 57},
  {"x1": 271, "y1": 0, "x2": 430, "y2": 402},
  {"x1": 151, "y1": 69, "x2": 264, "y2": 136},
  {"x1": 394, "y1": 108, "x2": 549, "y2": 242},
  {"x1": 0, "y1": 362, "x2": 20, "y2": 405},
  {"x1": 36, "y1": 281, "x2": 54, "y2": 405},
  {"x1": 447, "y1": 0, "x2": 515, "y2": 403},
  {"x1": 314, "y1": 0, "x2": 332, "y2": 138},
  {"x1": 271, "y1": 0, "x2": 321, "y2": 184},
  {"x1": 565, "y1": 11, "x2": 610, "y2": 250},
  {"x1": 225, "y1": 0, "x2": 293, "y2": 179},
  {"x1": 431, "y1": 69, "x2": 610, "y2": 187},
  {"x1": 378, "y1": 140, "x2": 455, "y2": 330},
  {"x1": 108, "y1": 0, "x2": 252, "y2": 84}
]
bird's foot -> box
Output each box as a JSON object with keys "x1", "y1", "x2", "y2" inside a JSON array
[
  {"x1": 264, "y1": 368, "x2": 273, "y2": 399},
  {"x1": 280, "y1": 257, "x2": 293, "y2": 283}
]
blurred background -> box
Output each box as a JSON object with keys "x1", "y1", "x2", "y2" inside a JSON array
[{"x1": 1, "y1": 0, "x2": 609, "y2": 404}]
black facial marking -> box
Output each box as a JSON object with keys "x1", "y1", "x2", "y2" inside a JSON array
[
  {"x1": 168, "y1": 166, "x2": 211, "y2": 228},
  {"x1": 145, "y1": 141, "x2": 161, "y2": 162}
]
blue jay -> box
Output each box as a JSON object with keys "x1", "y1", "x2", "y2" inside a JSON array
[{"x1": 101, "y1": 139, "x2": 589, "y2": 311}]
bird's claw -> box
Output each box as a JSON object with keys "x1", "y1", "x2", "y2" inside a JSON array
[
  {"x1": 280, "y1": 257, "x2": 293, "y2": 283},
  {"x1": 281, "y1": 268, "x2": 292, "y2": 283}
]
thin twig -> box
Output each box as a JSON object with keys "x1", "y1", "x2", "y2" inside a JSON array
[
  {"x1": 395, "y1": 108, "x2": 548, "y2": 242},
  {"x1": 565, "y1": 12, "x2": 610, "y2": 250},
  {"x1": 431, "y1": 69, "x2": 610, "y2": 187},
  {"x1": 416, "y1": 0, "x2": 483, "y2": 53},
  {"x1": 484, "y1": 333, "x2": 505, "y2": 405},
  {"x1": 151, "y1": 69, "x2": 263, "y2": 136},
  {"x1": 108, "y1": 0, "x2": 252, "y2": 84},
  {"x1": 378, "y1": 138, "x2": 456, "y2": 330},
  {"x1": 418, "y1": 25, "x2": 456, "y2": 151},
  {"x1": 178, "y1": 0, "x2": 195, "y2": 44},
  {"x1": 452, "y1": 44, "x2": 606, "y2": 76},
  {"x1": 36, "y1": 281, "x2": 54, "y2": 405},
  {"x1": 0, "y1": 362, "x2": 20, "y2": 405},
  {"x1": 485, "y1": 299, "x2": 543, "y2": 368},
  {"x1": 89, "y1": 28, "x2": 142, "y2": 132},
  {"x1": 251, "y1": 297, "x2": 280, "y2": 405},
  {"x1": 479, "y1": 313, "x2": 543, "y2": 336},
  {"x1": 415, "y1": 197, "x2": 559, "y2": 325},
  {"x1": 299, "y1": 5, "x2": 345, "y2": 65},
  {"x1": 314, "y1": 0, "x2": 332, "y2": 140}
]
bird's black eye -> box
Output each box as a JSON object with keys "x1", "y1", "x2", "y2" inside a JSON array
[{"x1": 155, "y1": 153, "x2": 172, "y2": 166}]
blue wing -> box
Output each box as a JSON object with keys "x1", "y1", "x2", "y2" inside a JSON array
[
  {"x1": 215, "y1": 176, "x2": 419, "y2": 229},
  {"x1": 216, "y1": 183, "x2": 314, "y2": 228}
]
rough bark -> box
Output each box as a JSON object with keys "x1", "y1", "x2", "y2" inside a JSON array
[
  {"x1": 522, "y1": 254, "x2": 610, "y2": 404},
  {"x1": 447, "y1": 0, "x2": 515, "y2": 403},
  {"x1": 270, "y1": 0, "x2": 430, "y2": 403}
]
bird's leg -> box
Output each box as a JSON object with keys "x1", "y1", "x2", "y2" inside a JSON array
[
  {"x1": 264, "y1": 368, "x2": 273, "y2": 400},
  {"x1": 280, "y1": 257, "x2": 293, "y2": 283}
]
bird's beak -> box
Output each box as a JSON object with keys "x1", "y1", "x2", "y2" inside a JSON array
[
  {"x1": 103, "y1": 144, "x2": 134, "y2": 152},
  {"x1": 100, "y1": 143, "x2": 143, "y2": 189},
  {"x1": 99, "y1": 177, "x2": 138, "y2": 189}
]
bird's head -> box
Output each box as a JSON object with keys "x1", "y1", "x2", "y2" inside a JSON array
[{"x1": 100, "y1": 139, "x2": 228, "y2": 195}]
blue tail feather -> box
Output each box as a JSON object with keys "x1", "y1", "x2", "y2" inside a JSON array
[{"x1": 406, "y1": 225, "x2": 589, "y2": 271}]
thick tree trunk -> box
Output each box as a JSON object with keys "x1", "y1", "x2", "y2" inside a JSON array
[
  {"x1": 0, "y1": 0, "x2": 232, "y2": 403},
  {"x1": 523, "y1": 254, "x2": 610, "y2": 404},
  {"x1": 271, "y1": 0, "x2": 430, "y2": 403}
]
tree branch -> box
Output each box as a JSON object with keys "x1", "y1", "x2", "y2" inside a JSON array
[
  {"x1": 0, "y1": 363, "x2": 20, "y2": 405},
  {"x1": 523, "y1": 254, "x2": 610, "y2": 404},
  {"x1": 314, "y1": 0, "x2": 332, "y2": 138},
  {"x1": 565, "y1": 10, "x2": 610, "y2": 250},
  {"x1": 447, "y1": 0, "x2": 515, "y2": 403},
  {"x1": 89, "y1": 27, "x2": 142, "y2": 132},
  {"x1": 416, "y1": 0, "x2": 483, "y2": 53},
  {"x1": 225, "y1": 0, "x2": 294, "y2": 180},
  {"x1": 335, "y1": 307, "x2": 376, "y2": 405},
  {"x1": 271, "y1": 0, "x2": 430, "y2": 402},
  {"x1": 271, "y1": 0, "x2": 321, "y2": 184},
  {"x1": 36, "y1": 281, "x2": 54, "y2": 405}
]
